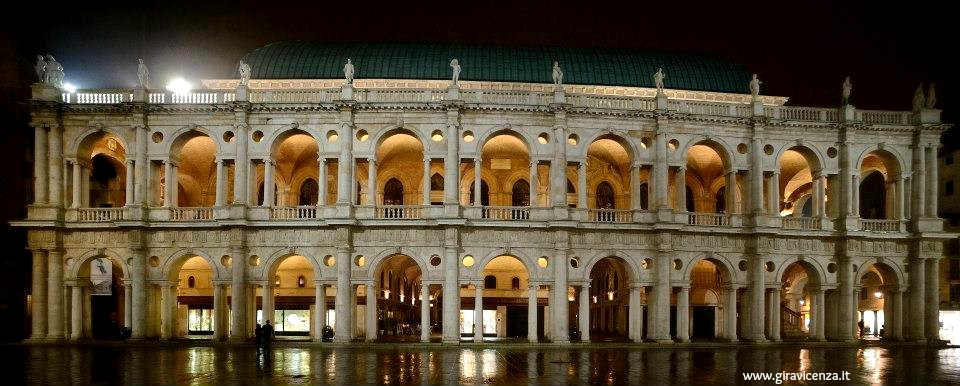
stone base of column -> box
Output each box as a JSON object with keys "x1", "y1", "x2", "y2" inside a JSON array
[
  {"x1": 551, "y1": 206, "x2": 569, "y2": 221},
  {"x1": 656, "y1": 208, "x2": 674, "y2": 222},
  {"x1": 228, "y1": 204, "x2": 247, "y2": 219},
  {"x1": 327, "y1": 204, "x2": 355, "y2": 221},
  {"x1": 441, "y1": 203, "x2": 462, "y2": 218},
  {"x1": 654, "y1": 339, "x2": 675, "y2": 344},
  {"x1": 913, "y1": 218, "x2": 943, "y2": 232},
  {"x1": 677, "y1": 338, "x2": 690, "y2": 343},
  {"x1": 841, "y1": 216, "x2": 860, "y2": 231},
  {"x1": 442, "y1": 338, "x2": 460, "y2": 344}
]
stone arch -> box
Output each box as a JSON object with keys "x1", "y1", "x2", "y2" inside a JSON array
[
  {"x1": 71, "y1": 127, "x2": 129, "y2": 158},
  {"x1": 577, "y1": 130, "x2": 640, "y2": 162},
  {"x1": 267, "y1": 126, "x2": 321, "y2": 154},
  {"x1": 373, "y1": 125, "x2": 425, "y2": 150},
  {"x1": 168, "y1": 126, "x2": 219, "y2": 156},
  {"x1": 774, "y1": 144, "x2": 825, "y2": 173},
  {"x1": 479, "y1": 127, "x2": 532, "y2": 154},
  {"x1": 368, "y1": 248, "x2": 427, "y2": 281},
  {"x1": 774, "y1": 257, "x2": 827, "y2": 287},
  {"x1": 854, "y1": 259, "x2": 904, "y2": 286},
  {"x1": 260, "y1": 249, "x2": 322, "y2": 281},
  {"x1": 580, "y1": 250, "x2": 641, "y2": 282},
  {"x1": 678, "y1": 136, "x2": 736, "y2": 170},
  {"x1": 855, "y1": 147, "x2": 905, "y2": 179},
  {"x1": 682, "y1": 253, "x2": 738, "y2": 283},
  {"x1": 68, "y1": 248, "x2": 130, "y2": 280},
  {"x1": 476, "y1": 249, "x2": 535, "y2": 280},
  {"x1": 160, "y1": 249, "x2": 225, "y2": 281}
]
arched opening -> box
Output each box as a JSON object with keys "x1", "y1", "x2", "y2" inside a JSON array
[
  {"x1": 469, "y1": 180, "x2": 490, "y2": 206},
  {"x1": 856, "y1": 263, "x2": 900, "y2": 340},
  {"x1": 270, "y1": 129, "x2": 319, "y2": 207},
  {"x1": 75, "y1": 131, "x2": 127, "y2": 208},
  {"x1": 173, "y1": 255, "x2": 215, "y2": 338},
  {"x1": 375, "y1": 129, "x2": 425, "y2": 206},
  {"x1": 75, "y1": 256, "x2": 125, "y2": 339},
  {"x1": 512, "y1": 180, "x2": 530, "y2": 207},
  {"x1": 478, "y1": 131, "x2": 531, "y2": 206},
  {"x1": 858, "y1": 150, "x2": 902, "y2": 219},
  {"x1": 778, "y1": 147, "x2": 821, "y2": 217},
  {"x1": 687, "y1": 258, "x2": 737, "y2": 340},
  {"x1": 639, "y1": 183, "x2": 649, "y2": 210},
  {"x1": 477, "y1": 255, "x2": 539, "y2": 340},
  {"x1": 263, "y1": 255, "x2": 319, "y2": 338},
  {"x1": 860, "y1": 172, "x2": 886, "y2": 219},
  {"x1": 587, "y1": 257, "x2": 632, "y2": 341},
  {"x1": 685, "y1": 186, "x2": 695, "y2": 212},
  {"x1": 371, "y1": 254, "x2": 425, "y2": 342},
  {"x1": 685, "y1": 142, "x2": 733, "y2": 213},
  {"x1": 779, "y1": 261, "x2": 822, "y2": 340},
  {"x1": 586, "y1": 136, "x2": 633, "y2": 209},
  {"x1": 168, "y1": 131, "x2": 217, "y2": 207}
]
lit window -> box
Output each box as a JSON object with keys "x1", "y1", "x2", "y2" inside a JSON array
[{"x1": 298, "y1": 276, "x2": 306, "y2": 288}]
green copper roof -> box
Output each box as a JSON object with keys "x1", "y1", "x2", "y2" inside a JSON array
[{"x1": 241, "y1": 42, "x2": 752, "y2": 93}]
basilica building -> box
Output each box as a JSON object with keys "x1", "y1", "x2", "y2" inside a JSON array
[{"x1": 15, "y1": 43, "x2": 951, "y2": 344}]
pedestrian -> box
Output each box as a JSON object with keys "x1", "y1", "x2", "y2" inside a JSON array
[
  {"x1": 857, "y1": 320, "x2": 865, "y2": 338},
  {"x1": 254, "y1": 322, "x2": 263, "y2": 354},
  {"x1": 263, "y1": 320, "x2": 274, "y2": 352}
]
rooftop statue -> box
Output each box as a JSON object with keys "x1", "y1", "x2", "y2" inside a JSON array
[
  {"x1": 450, "y1": 58, "x2": 461, "y2": 86},
  {"x1": 654, "y1": 68, "x2": 665, "y2": 93},
  {"x1": 749, "y1": 74, "x2": 761, "y2": 99},
  {"x1": 913, "y1": 83, "x2": 925, "y2": 111},
  {"x1": 552, "y1": 61, "x2": 563, "y2": 89},
  {"x1": 344, "y1": 58, "x2": 355, "y2": 84},
  {"x1": 45, "y1": 55, "x2": 63, "y2": 89},
  {"x1": 238, "y1": 60, "x2": 251, "y2": 86},
  {"x1": 34, "y1": 55, "x2": 46, "y2": 83},
  {"x1": 926, "y1": 83, "x2": 937, "y2": 109},
  {"x1": 842, "y1": 76, "x2": 852, "y2": 105},
  {"x1": 137, "y1": 59, "x2": 150, "y2": 89}
]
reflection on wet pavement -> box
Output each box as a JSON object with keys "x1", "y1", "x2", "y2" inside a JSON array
[{"x1": 9, "y1": 344, "x2": 960, "y2": 385}]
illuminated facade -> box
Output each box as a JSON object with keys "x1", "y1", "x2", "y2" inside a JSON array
[{"x1": 15, "y1": 43, "x2": 952, "y2": 344}]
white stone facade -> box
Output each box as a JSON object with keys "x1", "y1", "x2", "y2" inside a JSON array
[{"x1": 16, "y1": 76, "x2": 952, "y2": 344}]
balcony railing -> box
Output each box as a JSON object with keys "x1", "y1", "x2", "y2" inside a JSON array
[
  {"x1": 481, "y1": 206, "x2": 530, "y2": 220},
  {"x1": 77, "y1": 208, "x2": 124, "y2": 222},
  {"x1": 860, "y1": 219, "x2": 900, "y2": 232},
  {"x1": 271, "y1": 206, "x2": 318, "y2": 220},
  {"x1": 587, "y1": 209, "x2": 633, "y2": 223},
  {"x1": 687, "y1": 212, "x2": 729, "y2": 226},
  {"x1": 375, "y1": 205, "x2": 424, "y2": 219},
  {"x1": 169, "y1": 207, "x2": 215, "y2": 221},
  {"x1": 782, "y1": 216, "x2": 821, "y2": 230}
]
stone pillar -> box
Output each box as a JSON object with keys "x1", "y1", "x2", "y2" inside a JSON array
[
  {"x1": 334, "y1": 247, "x2": 353, "y2": 342},
  {"x1": 229, "y1": 247, "x2": 247, "y2": 342},
  {"x1": 837, "y1": 261, "x2": 854, "y2": 341},
  {"x1": 367, "y1": 158, "x2": 377, "y2": 205},
  {"x1": 749, "y1": 140, "x2": 764, "y2": 215},
  {"x1": 473, "y1": 158, "x2": 482, "y2": 206},
  {"x1": 420, "y1": 284, "x2": 431, "y2": 342},
  {"x1": 81, "y1": 165, "x2": 90, "y2": 207},
  {"x1": 214, "y1": 159, "x2": 225, "y2": 206},
  {"x1": 912, "y1": 144, "x2": 926, "y2": 220},
  {"x1": 233, "y1": 124, "x2": 249, "y2": 205},
  {"x1": 813, "y1": 289, "x2": 826, "y2": 341},
  {"x1": 926, "y1": 258, "x2": 940, "y2": 340},
  {"x1": 263, "y1": 159, "x2": 275, "y2": 206},
  {"x1": 315, "y1": 284, "x2": 326, "y2": 342},
  {"x1": 318, "y1": 158, "x2": 328, "y2": 206},
  {"x1": 895, "y1": 177, "x2": 906, "y2": 220},
  {"x1": 213, "y1": 283, "x2": 226, "y2": 341},
  {"x1": 529, "y1": 160, "x2": 538, "y2": 206},
  {"x1": 125, "y1": 159, "x2": 135, "y2": 206},
  {"x1": 578, "y1": 284, "x2": 589, "y2": 342},
  {"x1": 160, "y1": 283, "x2": 176, "y2": 340},
  {"x1": 263, "y1": 283, "x2": 275, "y2": 325},
  {"x1": 33, "y1": 125, "x2": 48, "y2": 204},
  {"x1": 422, "y1": 157, "x2": 431, "y2": 205},
  {"x1": 442, "y1": 247, "x2": 459, "y2": 343},
  {"x1": 631, "y1": 163, "x2": 642, "y2": 210},
  {"x1": 528, "y1": 283, "x2": 538, "y2": 342},
  {"x1": 768, "y1": 288, "x2": 781, "y2": 341},
  {"x1": 336, "y1": 126, "x2": 353, "y2": 204},
  {"x1": 677, "y1": 286, "x2": 690, "y2": 342},
  {"x1": 553, "y1": 250, "x2": 569, "y2": 343},
  {"x1": 747, "y1": 257, "x2": 766, "y2": 342},
  {"x1": 46, "y1": 249, "x2": 64, "y2": 340},
  {"x1": 851, "y1": 175, "x2": 860, "y2": 216},
  {"x1": 650, "y1": 253, "x2": 671, "y2": 342},
  {"x1": 577, "y1": 162, "x2": 587, "y2": 208},
  {"x1": 551, "y1": 126, "x2": 567, "y2": 207},
  {"x1": 70, "y1": 284, "x2": 83, "y2": 340},
  {"x1": 366, "y1": 283, "x2": 377, "y2": 342},
  {"x1": 31, "y1": 250, "x2": 47, "y2": 339},
  {"x1": 676, "y1": 166, "x2": 687, "y2": 211},
  {"x1": 631, "y1": 284, "x2": 644, "y2": 342},
  {"x1": 926, "y1": 145, "x2": 938, "y2": 217},
  {"x1": 653, "y1": 130, "x2": 668, "y2": 209},
  {"x1": 769, "y1": 172, "x2": 780, "y2": 215},
  {"x1": 71, "y1": 161, "x2": 81, "y2": 208},
  {"x1": 891, "y1": 289, "x2": 903, "y2": 340},
  {"x1": 724, "y1": 286, "x2": 738, "y2": 341},
  {"x1": 812, "y1": 173, "x2": 824, "y2": 216},
  {"x1": 444, "y1": 124, "x2": 460, "y2": 206},
  {"x1": 124, "y1": 284, "x2": 132, "y2": 329},
  {"x1": 135, "y1": 126, "x2": 148, "y2": 205},
  {"x1": 48, "y1": 126, "x2": 62, "y2": 206},
  {"x1": 163, "y1": 160, "x2": 176, "y2": 207},
  {"x1": 130, "y1": 251, "x2": 146, "y2": 339},
  {"x1": 725, "y1": 171, "x2": 737, "y2": 213},
  {"x1": 473, "y1": 283, "x2": 483, "y2": 342}
]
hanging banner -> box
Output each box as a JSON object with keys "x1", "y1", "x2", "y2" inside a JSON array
[{"x1": 90, "y1": 258, "x2": 112, "y2": 296}]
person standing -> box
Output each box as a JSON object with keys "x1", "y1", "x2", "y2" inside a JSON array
[
  {"x1": 263, "y1": 320, "x2": 274, "y2": 352},
  {"x1": 254, "y1": 322, "x2": 263, "y2": 354}
]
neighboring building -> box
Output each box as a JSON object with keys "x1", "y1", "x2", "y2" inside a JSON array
[
  {"x1": 938, "y1": 146, "x2": 960, "y2": 343},
  {"x1": 13, "y1": 43, "x2": 952, "y2": 344}
]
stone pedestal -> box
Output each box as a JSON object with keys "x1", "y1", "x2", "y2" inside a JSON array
[
  {"x1": 655, "y1": 92, "x2": 668, "y2": 110},
  {"x1": 340, "y1": 84, "x2": 354, "y2": 100},
  {"x1": 752, "y1": 100, "x2": 764, "y2": 116},
  {"x1": 31, "y1": 83, "x2": 61, "y2": 101},
  {"x1": 446, "y1": 85, "x2": 460, "y2": 100},
  {"x1": 919, "y1": 108, "x2": 941, "y2": 124},
  {"x1": 133, "y1": 87, "x2": 147, "y2": 103},
  {"x1": 842, "y1": 105, "x2": 856, "y2": 121},
  {"x1": 553, "y1": 89, "x2": 566, "y2": 104},
  {"x1": 235, "y1": 85, "x2": 249, "y2": 102}
]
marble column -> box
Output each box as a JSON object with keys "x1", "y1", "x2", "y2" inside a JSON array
[
  {"x1": 336, "y1": 125, "x2": 353, "y2": 205},
  {"x1": 812, "y1": 173, "x2": 824, "y2": 216},
  {"x1": 315, "y1": 284, "x2": 326, "y2": 342},
  {"x1": 46, "y1": 249, "x2": 64, "y2": 340},
  {"x1": 473, "y1": 283, "x2": 483, "y2": 342},
  {"x1": 631, "y1": 284, "x2": 644, "y2": 342},
  {"x1": 81, "y1": 164, "x2": 90, "y2": 207},
  {"x1": 130, "y1": 251, "x2": 146, "y2": 339},
  {"x1": 366, "y1": 283, "x2": 377, "y2": 342},
  {"x1": 214, "y1": 159, "x2": 225, "y2": 206},
  {"x1": 263, "y1": 283, "x2": 275, "y2": 325},
  {"x1": 213, "y1": 283, "x2": 226, "y2": 341},
  {"x1": 926, "y1": 145, "x2": 938, "y2": 217},
  {"x1": 677, "y1": 286, "x2": 690, "y2": 342},
  {"x1": 631, "y1": 163, "x2": 642, "y2": 210},
  {"x1": 926, "y1": 258, "x2": 940, "y2": 340},
  {"x1": 749, "y1": 139, "x2": 764, "y2": 215},
  {"x1": 233, "y1": 124, "x2": 249, "y2": 205},
  {"x1": 529, "y1": 161, "x2": 538, "y2": 206},
  {"x1": 473, "y1": 158, "x2": 482, "y2": 206},
  {"x1": 837, "y1": 260, "x2": 855, "y2": 341},
  {"x1": 160, "y1": 283, "x2": 176, "y2": 340},
  {"x1": 48, "y1": 125, "x2": 62, "y2": 206},
  {"x1": 813, "y1": 289, "x2": 826, "y2": 341},
  {"x1": 649, "y1": 254, "x2": 671, "y2": 342},
  {"x1": 422, "y1": 157, "x2": 431, "y2": 205},
  {"x1": 725, "y1": 171, "x2": 737, "y2": 214},
  {"x1": 71, "y1": 161, "x2": 82, "y2": 208},
  {"x1": 33, "y1": 125, "x2": 48, "y2": 204},
  {"x1": 768, "y1": 288, "x2": 781, "y2": 341},
  {"x1": 442, "y1": 247, "x2": 459, "y2": 343},
  {"x1": 912, "y1": 144, "x2": 926, "y2": 220},
  {"x1": 851, "y1": 175, "x2": 860, "y2": 217},
  {"x1": 318, "y1": 158, "x2": 328, "y2": 206},
  {"x1": 891, "y1": 289, "x2": 903, "y2": 340},
  {"x1": 420, "y1": 284, "x2": 431, "y2": 342},
  {"x1": 163, "y1": 160, "x2": 176, "y2": 207},
  {"x1": 263, "y1": 159, "x2": 275, "y2": 206},
  {"x1": 653, "y1": 130, "x2": 668, "y2": 209},
  {"x1": 229, "y1": 247, "x2": 247, "y2": 342},
  {"x1": 31, "y1": 250, "x2": 47, "y2": 339},
  {"x1": 135, "y1": 126, "x2": 148, "y2": 204},
  {"x1": 124, "y1": 283, "x2": 132, "y2": 329},
  {"x1": 528, "y1": 283, "x2": 538, "y2": 342},
  {"x1": 577, "y1": 162, "x2": 587, "y2": 208},
  {"x1": 367, "y1": 158, "x2": 377, "y2": 205},
  {"x1": 125, "y1": 159, "x2": 135, "y2": 206},
  {"x1": 896, "y1": 177, "x2": 906, "y2": 220},
  {"x1": 334, "y1": 247, "x2": 353, "y2": 342},
  {"x1": 578, "y1": 284, "x2": 590, "y2": 341},
  {"x1": 553, "y1": 250, "x2": 569, "y2": 343},
  {"x1": 909, "y1": 257, "x2": 926, "y2": 341},
  {"x1": 769, "y1": 172, "x2": 780, "y2": 215},
  {"x1": 444, "y1": 124, "x2": 460, "y2": 206},
  {"x1": 70, "y1": 284, "x2": 83, "y2": 340},
  {"x1": 747, "y1": 257, "x2": 766, "y2": 342},
  {"x1": 676, "y1": 166, "x2": 687, "y2": 211}
]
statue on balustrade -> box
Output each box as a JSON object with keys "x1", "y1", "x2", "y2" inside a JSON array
[
  {"x1": 34, "y1": 55, "x2": 46, "y2": 83},
  {"x1": 842, "y1": 76, "x2": 852, "y2": 105},
  {"x1": 44, "y1": 55, "x2": 63, "y2": 88},
  {"x1": 344, "y1": 58, "x2": 355, "y2": 84},
  {"x1": 137, "y1": 58, "x2": 150, "y2": 89},
  {"x1": 552, "y1": 61, "x2": 563, "y2": 90},
  {"x1": 450, "y1": 58, "x2": 461, "y2": 86},
  {"x1": 654, "y1": 67, "x2": 665, "y2": 93},
  {"x1": 238, "y1": 60, "x2": 251, "y2": 86},
  {"x1": 913, "y1": 83, "x2": 926, "y2": 111},
  {"x1": 749, "y1": 73, "x2": 761, "y2": 100},
  {"x1": 926, "y1": 83, "x2": 937, "y2": 109}
]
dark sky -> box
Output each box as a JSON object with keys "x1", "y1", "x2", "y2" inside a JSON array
[{"x1": 2, "y1": 0, "x2": 956, "y2": 119}]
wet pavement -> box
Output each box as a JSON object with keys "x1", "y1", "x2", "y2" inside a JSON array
[{"x1": 9, "y1": 342, "x2": 960, "y2": 385}]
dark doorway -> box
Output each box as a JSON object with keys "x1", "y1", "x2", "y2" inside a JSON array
[
  {"x1": 469, "y1": 180, "x2": 490, "y2": 206},
  {"x1": 596, "y1": 181, "x2": 615, "y2": 209},
  {"x1": 299, "y1": 178, "x2": 318, "y2": 205},
  {"x1": 511, "y1": 180, "x2": 529, "y2": 206},
  {"x1": 859, "y1": 171, "x2": 886, "y2": 219},
  {"x1": 506, "y1": 306, "x2": 527, "y2": 338},
  {"x1": 384, "y1": 178, "x2": 404, "y2": 205},
  {"x1": 90, "y1": 293, "x2": 120, "y2": 339},
  {"x1": 691, "y1": 306, "x2": 716, "y2": 339}
]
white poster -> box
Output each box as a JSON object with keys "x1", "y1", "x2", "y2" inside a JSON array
[{"x1": 90, "y1": 258, "x2": 112, "y2": 296}]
